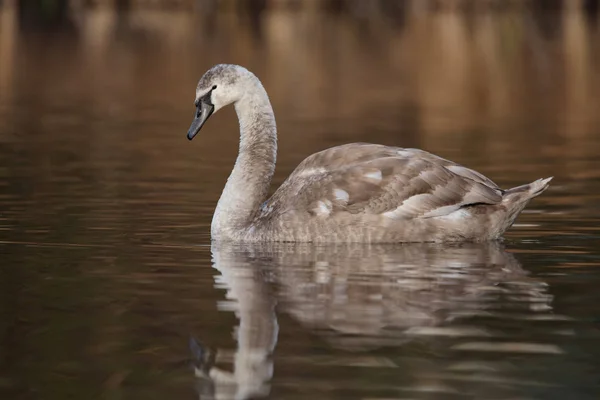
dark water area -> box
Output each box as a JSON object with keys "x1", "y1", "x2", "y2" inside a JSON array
[{"x1": 1, "y1": 2, "x2": 600, "y2": 399}]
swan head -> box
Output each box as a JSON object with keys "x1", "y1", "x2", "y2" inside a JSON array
[{"x1": 187, "y1": 64, "x2": 255, "y2": 140}]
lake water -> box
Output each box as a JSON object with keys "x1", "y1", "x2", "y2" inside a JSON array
[{"x1": 1, "y1": 2, "x2": 600, "y2": 399}]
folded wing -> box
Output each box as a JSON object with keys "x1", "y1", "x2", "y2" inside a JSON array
[{"x1": 262, "y1": 144, "x2": 503, "y2": 220}]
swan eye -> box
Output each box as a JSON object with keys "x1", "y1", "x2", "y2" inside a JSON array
[{"x1": 212, "y1": 85, "x2": 217, "y2": 90}]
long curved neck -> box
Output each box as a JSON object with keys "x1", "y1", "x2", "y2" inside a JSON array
[{"x1": 212, "y1": 84, "x2": 277, "y2": 239}]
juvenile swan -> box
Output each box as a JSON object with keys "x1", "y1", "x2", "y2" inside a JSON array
[{"x1": 186, "y1": 64, "x2": 552, "y2": 243}]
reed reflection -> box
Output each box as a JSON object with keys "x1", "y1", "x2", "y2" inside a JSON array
[{"x1": 193, "y1": 242, "x2": 552, "y2": 400}]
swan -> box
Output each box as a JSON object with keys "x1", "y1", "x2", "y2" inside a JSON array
[{"x1": 185, "y1": 64, "x2": 552, "y2": 243}]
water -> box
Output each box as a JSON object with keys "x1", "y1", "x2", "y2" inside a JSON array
[{"x1": 1, "y1": 2, "x2": 600, "y2": 399}]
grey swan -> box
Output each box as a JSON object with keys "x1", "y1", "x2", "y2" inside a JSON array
[{"x1": 186, "y1": 64, "x2": 552, "y2": 243}]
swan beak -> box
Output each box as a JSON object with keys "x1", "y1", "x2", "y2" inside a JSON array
[{"x1": 187, "y1": 100, "x2": 214, "y2": 140}]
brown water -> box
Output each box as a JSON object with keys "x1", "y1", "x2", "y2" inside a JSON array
[{"x1": 2, "y1": 3, "x2": 600, "y2": 399}]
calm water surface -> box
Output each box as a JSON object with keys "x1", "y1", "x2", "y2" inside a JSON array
[{"x1": 1, "y1": 4, "x2": 600, "y2": 399}]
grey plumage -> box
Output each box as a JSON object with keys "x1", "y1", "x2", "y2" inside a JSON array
[{"x1": 187, "y1": 64, "x2": 552, "y2": 243}]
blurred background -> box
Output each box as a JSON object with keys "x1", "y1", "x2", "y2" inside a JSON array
[
  {"x1": 2, "y1": 0, "x2": 600, "y2": 195},
  {"x1": 2, "y1": 1, "x2": 600, "y2": 399}
]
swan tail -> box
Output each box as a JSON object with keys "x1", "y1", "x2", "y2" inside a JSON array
[{"x1": 503, "y1": 177, "x2": 553, "y2": 203}]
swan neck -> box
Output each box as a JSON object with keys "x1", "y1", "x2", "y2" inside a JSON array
[{"x1": 211, "y1": 86, "x2": 277, "y2": 239}]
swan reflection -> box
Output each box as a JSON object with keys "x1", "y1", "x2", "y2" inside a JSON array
[{"x1": 193, "y1": 242, "x2": 552, "y2": 400}]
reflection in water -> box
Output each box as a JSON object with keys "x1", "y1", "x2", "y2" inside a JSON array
[{"x1": 198, "y1": 242, "x2": 551, "y2": 400}]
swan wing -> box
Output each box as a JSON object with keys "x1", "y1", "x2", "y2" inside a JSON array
[{"x1": 263, "y1": 144, "x2": 503, "y2": 220}]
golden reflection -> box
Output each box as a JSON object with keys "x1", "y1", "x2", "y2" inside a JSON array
[
  {"x1": 2, "y1": 3, "x2": 598, "y2": 186},
  {"x1": 1, "y1": 5, "x2": 598, "y2": 142},
  {"x1": 0, "y1": 0, "x2": 16, "y2": 102},
  {"x1": 193, "y1": 241, "x2": 552, "y2": 399}
]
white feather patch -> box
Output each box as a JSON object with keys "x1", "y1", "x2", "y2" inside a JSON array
[
  {"x1": 333, "y1": 189, "x2": 349, "y2": 203},
  {"x1": 314, "y1": 200, "x2": 331, "y2": 216},
  {"x1": 297, "y1": 167, "x2": 327, "y2": 177},
  {"x1": 442, "y1": 208, "x2": 471, "y2": 221},
  {"x1": 383, "y1": 184, "x2": 467, "y2": 219},
  {"x1": 382, "y1": 193, "x2": 430, "y2": 219},
  {"x1": 422, "y1": 205, "x2": 461, "y2": 218},
  {"x1": 364, "y1": 170, "x2": 382, "y2": 182}
]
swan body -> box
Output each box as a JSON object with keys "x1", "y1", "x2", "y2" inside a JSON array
[{"x1": 186, "y1": 64, "x2": 551, "y2": 243}]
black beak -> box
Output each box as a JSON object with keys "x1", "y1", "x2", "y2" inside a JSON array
[{"x1": 187, "y1": 95, "x2": 215, "y2": 141}]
